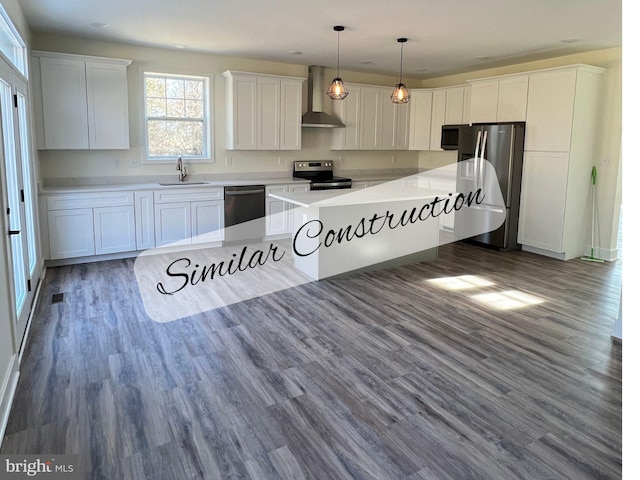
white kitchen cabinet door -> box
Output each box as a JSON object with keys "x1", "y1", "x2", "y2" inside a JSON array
[
  {"x1": 395, "y1": 103, "x2": 410, "y2": 149},
  {"x1": 429, "y1": 178, "x2": 456, "y2": 230},
  {"x1": 360, "y1": 86, "x2": 382, "y2": 149},
  {"x1": 469, "y1": 80, "x2": 499, "y2": 123},
  {"x1": 39, "y1": 57, "x2": 89, "y2": 149},
  {"x1": 332, "y1": 86, "x2": 361, "y2": 149},
  {"x1": 86, "y1": 62, "x2": 130, "y2": 149},
  {"x1": 228, "y1": 73, "x2": 258, "y2": 149},
  {"x1": 48, "y1": 208, "x2": 95, "y2": 259},
  {"x1": 430, "y1": 89, "x2": 447, "y2": 151},
  {"x1": 191, "y1": 200, "x2": 224, "y2": 244},
  {"x1": 444, "y1": 86, "x2": 466, "y2": 125},
  {"x1": 154, "y1": 202, "x2": 191, "y2": 247},
  {"x1": 265, "y1": 185, "x2": 289, "y2": 236},
  {"x1": 497, "y1": 75, "x2": 529, "y2": 122},
  {"x1": 408, "y1": 89, "x2": 433, "y2": 150},
  {"x1": 380, "y1": 97, "x2": 396, "y2": 150},
  {"x1": 517, "y1": 151, "x2": 570, "y2": 252},
  {"x1": 135, "y1": 191, "x2": 155, "y2": 250},
  {"x1": 257, "y1": 76, "x2": 280, "y2": 150},
  {"x1": 93, "y1": 205, "x2": 136, "y2": 255},
  {"x1": 280, "y1": 80, "x2": 303, "y2": 150},
  {"x1": 525, "y1": 69, "x2": 577, "y2": 152}
]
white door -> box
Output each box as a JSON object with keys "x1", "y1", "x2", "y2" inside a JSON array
[
  {"x1": 48, "y1": 208, "x2": 95, "y2": 259},
  {"x1": 155, "y1": 202, "x2": 191, "y2": 246},
  {"x1": 93, "y1": 205, "x2": 136, "y2": 254},
  {"x1": 0, "y1": 57, "x2": 40, "y2": 348}
]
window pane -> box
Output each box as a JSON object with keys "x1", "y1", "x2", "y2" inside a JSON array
[
  {"x1": 185, "y1": 80, "x2": 203, "y2": 99},
  {"x1": 167, "y1": 99, "x2": 185, "y2": 117},
  {"x1": 166, "y1": 78, "x2": 184, "y2": 99},
  {"x1": 145, "y1": 77, "x2": 166, "y2": 98},
  {"x1": 185, "y1": 100, "x2": 203, "y2": 118},
  {"x1": 146, "y1": 98, "x2": 166, "y2": 116},
  {"x1": 148, "y1": 120, "x2": 204, "y2": 157}
]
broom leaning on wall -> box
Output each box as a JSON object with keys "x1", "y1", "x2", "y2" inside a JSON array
[{"x1": 581, "y1": 166, "x2": 605, "y2": 263}]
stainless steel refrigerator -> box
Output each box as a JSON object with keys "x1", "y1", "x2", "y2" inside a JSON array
[{"x1": 455, "y1": 122, "x2": 525, "y2": 251}]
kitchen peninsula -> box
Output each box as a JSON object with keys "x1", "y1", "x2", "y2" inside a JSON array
[{"x1": 270, "y1": 177, "x2": 489, "y2": 280}]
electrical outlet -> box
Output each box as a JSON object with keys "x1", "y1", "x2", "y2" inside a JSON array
[
  {"x1": 602, "y1": 157, "x2": 611, "y2": 166},
  {"x1": 114, "y1": 158, "x2": 120, "y2": 168},
  {"x1": 339, "y1": 155, "x2": 345, "y2": 164},
  {"x1": 278, "y1": 156, "x2": 283, "y2": 165},
  {"x1": 131, "y1": 157, "x2": 141, "y2": 168},
  {"x1": 225, "y1": 157, "x2": 232, "y2": 166},
  {"x1": 391, "y1": 155, "x2": 397, "y2": 164}
]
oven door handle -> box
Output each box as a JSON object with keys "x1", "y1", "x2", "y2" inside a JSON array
[
  {"x1": 311, "y1": 182, "x2": 352, "y2": 189},
  {"x1": 225, "y1": 189, "x2": 265, "y2": 196}
]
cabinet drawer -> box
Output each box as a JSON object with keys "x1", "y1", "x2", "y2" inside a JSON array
[
  {"x1": 47, "y1": 191, "x2": 134, "y2": 210},
  {"x1": 154, "y1": 187, "x2": 223, "y2": 203}
]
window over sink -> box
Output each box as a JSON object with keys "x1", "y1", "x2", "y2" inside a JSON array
[{"x1": 143, "y1": 72, "x2": 212, "y2": 162}]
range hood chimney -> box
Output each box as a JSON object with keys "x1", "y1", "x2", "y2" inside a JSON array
[{"x1": 301, "y1": 65, "x2": 345, "y2": 128}]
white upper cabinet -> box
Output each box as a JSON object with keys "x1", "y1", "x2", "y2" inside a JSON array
[
  {"x1": 524, "y1": 69, "x2": 578, "y2": 151},
  {"x1": 32, "y1": 51, "x2": 131, "y2": 150},
  {"x1": 408, "y1": 89, "x2": 433, "y2": 150},
  {"x1": 223, "y1": 71, "x2": 304, "y2": 150},
  {"x1": 444, "y1": 85, "x2": 468, "y2": 125},
  {"x1": 332, "y1": 83, "x2": 408, "y2": 150},
  {"x1": 469, "y1": 75, "x2": 528, "y2": 123},
  {"x1": 429, "y1": 89, "x2": 447, "y2": 151}
]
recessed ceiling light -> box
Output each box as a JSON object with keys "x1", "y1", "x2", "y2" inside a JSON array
[
  {"x1": 415, "y1": 67, "x2": 429, "y2": 72},
  {"x1": 288, "y1": 50, "x2": 303, "y2": 55},
  {"x1": 172, "y1": 44, "x2": 188, "y2": 49},
  {"x1": 475, "y1": 56, "x2": 490, "y2": 61},
  {"x1": 561, "y1": 38, "x2": 579, "y2": 44},
  {"x1": 89, "y1": 22, "x2": 110, "y2": 29},
  {"x1": 356, "y1": 60, "x2": 372, "y2": 65}
]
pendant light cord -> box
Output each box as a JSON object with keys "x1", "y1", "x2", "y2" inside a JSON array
[
  {"x1": 336, "y1": 29, "x2": 341, "y2": 77},
  {"x1": 399, "y1": 41, "x2": 404, "y2": 84}
]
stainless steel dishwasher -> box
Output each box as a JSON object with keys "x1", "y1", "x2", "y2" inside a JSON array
[{"x1": 224, "y1": 185, "x2": 266, "y2": 242}]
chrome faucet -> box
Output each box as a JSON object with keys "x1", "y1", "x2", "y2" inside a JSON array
[{"x1": 176, "y1": 157, "x2": 187, "y2": 182}]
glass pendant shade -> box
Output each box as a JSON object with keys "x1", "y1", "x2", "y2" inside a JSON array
[
  {"x1": 327, "y1": 26, "x2": 348, "y2": 100},
  {"x1": 391, "y1": 83, "x2": 410, "y2": 103},
  {"x1": 327, "y1": 77, "x2": 348, "y2": 100},
  {"x1": 391, "y1": 37, "x2": 410, "y2": 104}
]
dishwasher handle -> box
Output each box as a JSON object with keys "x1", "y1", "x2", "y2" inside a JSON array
[{"x1": 225, "y1": 188, "x2": 265, "y2": 196}]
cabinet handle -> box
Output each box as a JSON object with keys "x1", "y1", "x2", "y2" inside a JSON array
[{"x1": 8, "y1": 229, "x2": 20, "y2": 235}]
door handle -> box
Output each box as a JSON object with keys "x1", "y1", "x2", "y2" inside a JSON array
[{"x1": 8, "y1": 229, "x2": 20, "y2": 235}]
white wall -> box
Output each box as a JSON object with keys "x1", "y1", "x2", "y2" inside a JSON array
[{"x1": 32, "y1": 33, "x2": 422, "y2": 181}]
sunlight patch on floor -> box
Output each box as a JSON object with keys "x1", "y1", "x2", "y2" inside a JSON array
[
  {"x1": 471, "y1": 290, "x2": 545, "y2": 310},
  {"x1": 427, "y1": 275, "x2": 494, "y2": 290}
]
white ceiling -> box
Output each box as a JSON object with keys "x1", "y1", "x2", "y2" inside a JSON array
[{"x1": 20, "y1": 0, "x2": 622, "y2": 78}]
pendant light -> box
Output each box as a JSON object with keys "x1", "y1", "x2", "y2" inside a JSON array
[
  {"x1": 391, "y1": 38, "x2": 410, "y2": 104},
  {"x1": 327, "y1": 26, "x2": 349, "y2": 100}
]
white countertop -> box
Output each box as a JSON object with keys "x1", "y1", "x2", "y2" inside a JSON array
[{"x1": 270, "y1": 183, "x2": 453, "y2": 208}]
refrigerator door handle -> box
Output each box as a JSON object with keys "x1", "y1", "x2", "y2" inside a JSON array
[
  {"x1": 473, "y1": 131, "x2": 482, "y2": 188},
  {"x1": 479, "y1": 130, "x2": 488, "y2": 191}
]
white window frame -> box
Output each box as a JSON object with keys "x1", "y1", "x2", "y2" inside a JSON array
[
  {"x1": 0, "y1": 4, "x2": 28, "y2": 78},
  {"x1": 142, "y1": 71, "x2": 213, "y2": 163}
]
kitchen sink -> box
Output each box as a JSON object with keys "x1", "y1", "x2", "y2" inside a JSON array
[{"x1": 158, "y1": 181, "x2": 210, "y2": 186}]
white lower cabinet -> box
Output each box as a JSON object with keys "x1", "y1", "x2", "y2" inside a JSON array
[
  {"x1": 155, "y1": 202, "x2": 191, "y2": 247},
  {"x1": 265, "y1": 183, "x2": 309, "y2": 236},
  {"x1": 93, "y1": 206, "x2": 136, "y2": 255},
  {"x1": 45, "y1": 191, "x2": 137, "y2": 260},
  {"x1": 153, "y1": 187, "x2": 225, "y2": 247},
  {"x1": 192, "y1": 201, "x2": 224, "y2": 243},
  {"x1": 134, "y1": 191, "x2": 155, "y2": 250},
  {"x1": 428, "y1": 178, "x2": 456, "y2": 230},
  {"x1": 517, "y1": 151, "x2": 569, "y2": 253},
  {"x1": 48, "y1": 208, "x2": 95, "y2": 259}
]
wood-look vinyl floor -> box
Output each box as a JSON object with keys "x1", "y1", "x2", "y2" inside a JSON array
[{"x1": 1, "y1": 241, "x2": 622, "y2": 479}]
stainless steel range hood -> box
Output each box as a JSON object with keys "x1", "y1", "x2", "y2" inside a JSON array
[{"x1": 301, "y1": 65, "x2": 345, "y2": 128}]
